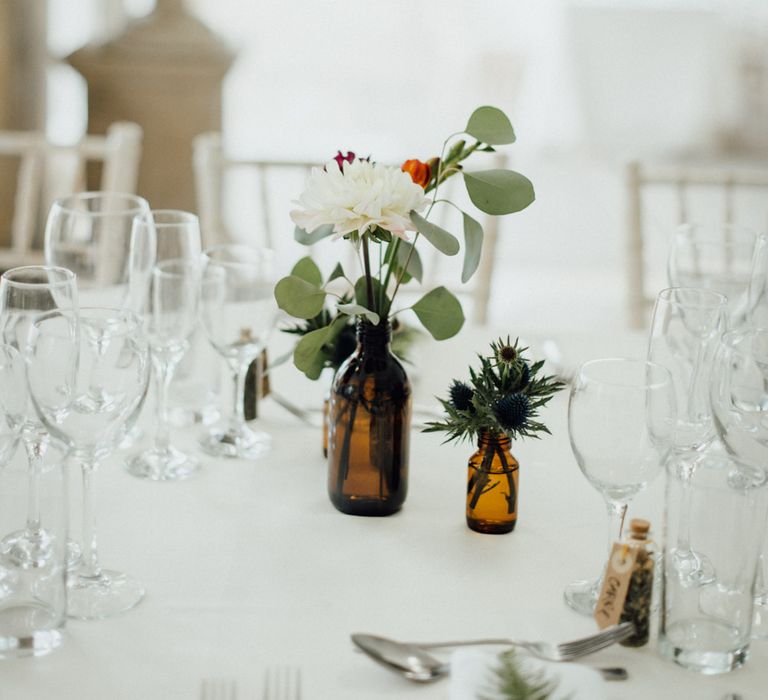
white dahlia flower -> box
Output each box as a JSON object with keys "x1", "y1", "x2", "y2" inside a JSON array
[{"x1": 290, "y1": 159, "x2": 429, "y2": 240}]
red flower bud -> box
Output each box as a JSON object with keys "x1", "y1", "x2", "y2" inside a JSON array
[
  {"x1": 333, "y1": 151, "x2": 356, "y2": 170},
  {"x1": 402, "y1": 159, "x2": 431, "y2": 188}
]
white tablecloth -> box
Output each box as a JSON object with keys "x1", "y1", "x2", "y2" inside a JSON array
[{"x1": 1, "y1": 328, "x2": 765, "y2": 699}]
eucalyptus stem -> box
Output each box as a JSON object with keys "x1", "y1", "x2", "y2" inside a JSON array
[
  {"x1": 361, "y1": 235, "x2": 375, "y2": 312},
  {"x1": 380, "y1": 238, "x2": 401, "y2": 312},
  {"x1": 387, "y1": 233, "x2": 420, "y2": 314}
]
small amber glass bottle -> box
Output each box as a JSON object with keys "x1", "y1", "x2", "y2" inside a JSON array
[
  {"x1": 466, "y1": 431, "x2": 519, "y2": 534},
  {"x1": 620, "y1": 518, "x2": 655, "y2": 647}
]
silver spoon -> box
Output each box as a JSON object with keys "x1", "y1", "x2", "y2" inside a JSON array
[{"x1": 351, "y1": 634, "x2": 628, "y2": 684}]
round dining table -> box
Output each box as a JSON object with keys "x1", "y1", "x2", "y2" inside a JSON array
[{"x1": 1, "y1": 327, "x2": 766, "y2": 699}]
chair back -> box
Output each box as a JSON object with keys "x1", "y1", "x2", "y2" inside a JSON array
[
  {"x1": 0, "y1": 121, "x2": 143, "y2": 269},
  {"x1": 626, "y1": 160, "x2": 768, "y2": 328}
]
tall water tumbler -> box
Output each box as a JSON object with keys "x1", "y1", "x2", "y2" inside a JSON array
[{"x1": 659, "y1": 455, "x2": 768, "y2": 673}]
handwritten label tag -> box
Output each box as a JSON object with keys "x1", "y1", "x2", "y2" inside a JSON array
[{"x1": 594, "y1": 543, "x2": 638, "y2": 629}]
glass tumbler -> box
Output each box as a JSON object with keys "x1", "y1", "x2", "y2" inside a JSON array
[
  {"x1": 659, "y1": 455, "x2": 768, "y2": 674},
  {"x1": 0, "y1": 441, "x2": 68, "y2": 658}
]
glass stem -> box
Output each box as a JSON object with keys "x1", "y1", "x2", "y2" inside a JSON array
[
  {"x1": 228, "y1": 363, "x2": 248, "y2": 435},
  {"x1": 677, "y1": 457, "x2": 696, "y2": 551},
  {"x1": 152, "y1": 354, "x2": 176, "y2": 453},
  {"x1": 605, "y1": 498, "x2": 628, "y2": 556},
  {"x1": 21, "y1": 428, "x2": 49, "y2": 538},
  {"x1": 80, "y1": 459, "x2": 101, "y2": 579}
]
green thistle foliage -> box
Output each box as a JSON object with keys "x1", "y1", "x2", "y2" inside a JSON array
[
  {"x1": 423, "y1": 337, "x2": 564, "y2": 443},
  {"x1": 479, "y1": 650, "x2": 562, "y2": 700}
]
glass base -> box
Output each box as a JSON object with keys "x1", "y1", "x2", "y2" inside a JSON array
[
  {"x1": 0, "y1": 604, "x2": 63, "y2": 658},
  {"x1": 671, "y1": 547, "x2": 716, "y2": 587},
  {"x1": 67, "y1": 569, "x2": 145, "y2": 620},
  {"x1": 0, "y1": 531, "x2": 81, "y2": 571},
  {"x1": 199, "y1": 424, "x2": 271, "y2": 460},
  {"x1": 1, "y1": 529, "x2": 55, "y2": 569},
  {"x1": 467, "y1": 516, "x2": 516, "y2": 534},
  {"x1": 125, "y1": 446, "x2": 200, "y2": 481},
  {"x1": 659, "y1": 619, "x2": 749, "y2": 674},
  {"x1": 563, "y1": 577, "x2": 600, "y2": 616}
]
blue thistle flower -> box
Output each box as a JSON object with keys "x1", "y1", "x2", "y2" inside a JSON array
[
  {"x1": 449, "y1": 381, "x2": 474, "y2": 411},
  {"x1": 493, "y1": 392, "x2": 530, "y2": 431}
]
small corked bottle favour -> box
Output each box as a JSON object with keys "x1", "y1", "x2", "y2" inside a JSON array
[
  {"x1": 618, "y1": 519, "x2": 655, "y2": 647},
  {"x1": 594, "y1": 518, "x2": 655, "y2": 647}
]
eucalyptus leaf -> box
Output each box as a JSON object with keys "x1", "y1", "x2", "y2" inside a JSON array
[
  {"x1": 354, "y1": 276, "x2": 386, "y2": 310},
  {"x1": 412, "y1": 286, "x2": 465, "y2": 340},
  {"x1": 274, "y1": 275, "x2": 327, "y2": 319},
  {"x1": 463, "y1": 169, "x2": 535, "y2": 215},
  {"x1": 327, "y1": 262, "x2": 345, "y2": 283},
  {"x1": 409, "y1": 212, "x2": 460, "y2": 256},
  {"x1": 396, "y1": 240, "x2": 423, "y2": 283},
  {"x1": 291, "y1": 256, "x2": 323, "y2": 286},
  {"x1": 461, "y1": 213, "x2": 484, "y2": 283},
  {"x1": 337, "y1": 303, "x2": 380, "y2": 325},
  {"x1": 294, "y1": 223, "x2": 335, "y2": 246},
  {"x1": 465, "y1": 106, "x2": 516, "y2": 145},
  {"x1": 293, "y1": 326, "x2": 331, "y2": 379}
]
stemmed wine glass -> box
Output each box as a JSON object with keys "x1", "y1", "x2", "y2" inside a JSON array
[
  {"x1": 199, "y1": 245, "x2": 277, "y2": 459},
  {"x1": 647, "y1": 287, "x2": 728, "y2": 585},
  {"x1": 44, "y1": 192, "x2": 154, "y2": 311},
  {"x1": 125, "y1": 211, "x2": 201, "y2": 481},
  {"x1": 711, "y1": 328, "x2": 768, "y2": 638},
  {"x1": 563, "y1": 358, "x2": 676, "y2": 615},
  {"x1": 27, "y1": 307, "x2": 150, "y2": 619},
  {"x1": 0, "y1": 266, "x2": 79, "y2": 569},
  {"x1": 668, "y1": 223, "x2": 756, "y2": 325}
]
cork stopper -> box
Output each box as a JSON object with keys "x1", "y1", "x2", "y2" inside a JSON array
[{"x1": 628, "y1": 518, "x2": 650, "y2": 540}]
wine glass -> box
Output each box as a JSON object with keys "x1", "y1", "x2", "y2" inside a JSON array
[
  {"x1": 0, "y1": 345, "x2": 26, "y2": 466},
  {"x1": 668, "y1": 223, "x2": 756, "y2": 325},
  {"x1": 711, "y1": 328, "x2": 768, "y2": 638},
  {"x1": 0, "y1": 343, "x2": 33, "y2": 600},
  {"x1": 199, "y1": 245, "x2": 277, "y2": 459},
  {"x1": 563, "y1": 358, "x2": 676, "y2": 616},
  {"x1": 125, "y1": 211, "x2": 201, "y2": 481},
  {"x1": 0, "y1": 266, "x2": 79, "y2": 569},
  {"x1": 27, "y1": 307, "x2": 150, "y2": 619},
  {"x1": 647, "y1": 287, "x2": 728, "y2": 585},
  {"x1": 44, "y1": 192, "x2": 153, "y2": 311}
]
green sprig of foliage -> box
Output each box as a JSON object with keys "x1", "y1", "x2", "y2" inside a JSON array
[
  {"x1": 423, "y1": 337, "x2": 564, "y2": 444},
  {"x1": 479, "y1": 650, "x2": 564, "y2": 700}
]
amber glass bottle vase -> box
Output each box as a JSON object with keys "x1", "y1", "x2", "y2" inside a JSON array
[
  {"x1": 466, "y1": 431, "x2": 519, "y2": 534},
  {"x1": 327, "y1": 320, "x2": 411, "y2": 516}
]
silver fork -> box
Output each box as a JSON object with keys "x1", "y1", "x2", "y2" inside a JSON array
[
  {"x1": 263, "y1": 666, "x2": 302, "y2": 700},
  {"x1": 404, "y1": 622, "x2": 634, "y2": 662},
  {"x1": 200, "y1": 678, "x2": 237, "y2": 700}
]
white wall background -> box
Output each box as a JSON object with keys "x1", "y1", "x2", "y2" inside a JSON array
[{"x1": 45, "y1": 0, "x2": 768, "y2": 331}]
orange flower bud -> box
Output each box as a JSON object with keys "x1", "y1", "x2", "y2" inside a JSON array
[{"x1": 401, "y1": 159, "x2": 431, "y2": 188}]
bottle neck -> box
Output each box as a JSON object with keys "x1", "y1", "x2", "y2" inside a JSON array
[
  {"x1": 356, "y1": 319, "x2": 391, "y2": 353},
  {"x1": 478, "y1": 430, "x2": 511, "y2": 450}
]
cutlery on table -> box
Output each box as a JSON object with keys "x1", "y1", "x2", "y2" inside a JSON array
[
  {"x1": 263, "y1": 666, "x2": 302, "y2": 700},
  {"x1": 200, "y1": 678, "x2": 237, "y2": 700},
  {"x1": 352, "y1": 624, "x2": 633, "y2": 684}
]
